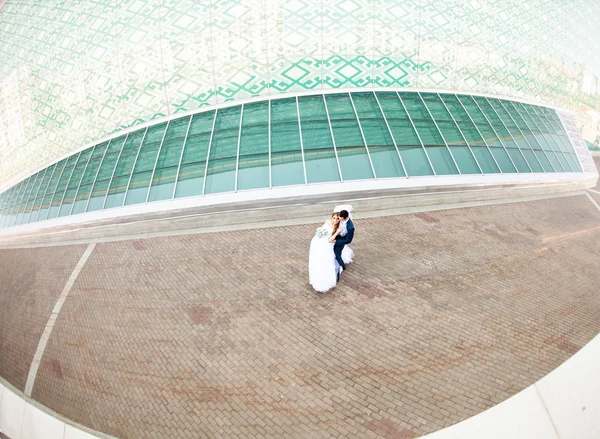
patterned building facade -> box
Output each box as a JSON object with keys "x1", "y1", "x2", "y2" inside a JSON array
[{"x1": 0, "y1": 0, "x2": 599, "y2": 190}]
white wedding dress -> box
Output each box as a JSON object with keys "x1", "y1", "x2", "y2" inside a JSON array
[{"x1": 309, "y1": 221, "x2": 354, "y2": 293}]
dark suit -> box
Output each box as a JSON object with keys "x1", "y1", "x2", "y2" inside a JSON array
[{"x1": 334, "y1": 218, "x2": 354, "y2": 271}]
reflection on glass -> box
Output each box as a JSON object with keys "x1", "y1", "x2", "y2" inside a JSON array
[{"x1": 0, "y1": 92, "x2": 588, "y2": 229}]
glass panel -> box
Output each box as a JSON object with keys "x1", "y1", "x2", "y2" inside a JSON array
[
  {"x1": 351, "y1": 92, "x2": 382, "y2": 119},
  {"x1": 325, "y1": 94, "x2": 373, "y2": 181},
  {"x1": 358, "y1": 117, "x2": 395, "y2": 148},
  {"x1": 425, "y1": 146, "x2": 459, "y2": 175},
  {"x1": 238, "y1": 153, "x2": 270, "y2": 190},
  {"x1": 489, "y1": 148, "x2": 517, "y2": 173},
  {"x1": 21, "y1": 172, "x2": 46, "y2": 223},
  {"x1": 534, "y1": 151, "x2": 555, "y2": 172},
  {"x1": 156, "y1": 137, "x2": 186, "y2": 169},
  {"x1": 66, "y1": 149, "x2": 93, "y2": 191},
  {"x1": 104, "y1": 175, "x2": 130, "y2": 208},
  {"x1": 352, "y1": 93, "x2": 404, "y2": 178},
  {"x1": 436, "y1": 121, "x2": 466, "y2": 146},
  {"x1": 420, "y1": 93, "x2": 452, "y2": 121},
  {"x1": 15, "y1": 177, "x2": 37, "y2": 225},
  {"x1": 376, "y1": 92, "x2": 433, "y2": 177},
  {"x1": 521, "y1": 149, "x2": 543, "y2": 172},
  {"x1": 554, "y1": 151, "x2": 571, "y2": 172},
  {"x1": 133, "y1": 125, "x2": 165, "y2": 171},
  {"x1": 506, "y1": 148, "x2": 530, "y2": 172},
  {"x1": 29, "y1": 164, "x2": 56, "y2": 221},
  {"x1": 38, "y1": 160, "x2": 67, "y2": 220},
  {"x1": 412, "y1": 120, "x2": 445, "y2": 146},
  {"x1": 375, "y1": 92, "x2": 409, "y2": 118},
  {"x1": 148, "y1": 167, "x2": 178, "y2": 202},
  {"x1": 477, "y1": 123, "x2": 503, "y2": 148},
  {"x1": 502, "y1": 101, "x2": 529, "y2": 130},
  {"x1": 486, "y1": 98, "x2": 516, "y2": 127},
  {"x1": 79, "y1": 152, "x2": 104, "y2": 188},
  {"x1": 566, "y1": 154, "x2": 582, "y2": 172},
  {"x1": 368, "y1": 146, "x2": 405, "y2": 178},
  {"x1": 205, "y1": 107, "x2": 240, "y2": 194},
  {"x1": 144, "y1": 122, "x2": 168, "y2": 143},
  {"x1": 457, "y1": 95, "x2": 488, "y2": 124},
  {"x1": 238, "y1": 102, "x2": 269, "y2": 191},
  {"x1": 457, "y1": 123, "x2": 486, "y2": 146},
  {"x1": 132, "y1": 141, "x2": 161, "y2": 174},
  {"x1": 205, "y1": 158, "x2": 237, "y2": 194},
  {"x1": 299, "y1": 96, "x2": 340, "y2": 183},
  {"x1": 449, "y1": 146, "x2": 480, "y2": 174},
  {"x1": 181, "y1": 133, "x2": 211, "y2": 165},
  {"x1": 58, "y1": 188, "x2": 77, "y2": 216},
  {"x1": 48, "y1": 154, "x2": 80, "y2": 219},
  {"x1": 271, "y1": 121, "x2": 304, "y2": 186},
  {"x1": 164, "y1": 116, "x2": 191, "y2": 140},
  {"x1": 112, "y1": 130, "x2": 146, "y2": 178},
  {"x1": 545, "y1": 150, "x2": 564, "y2": 172},
  {"x1": 175, "y1": 162, "x2": 205, "y2": 198},
  {"x1": 188, "y1": 110, "x2": 215, "y2": 136},
  {"x1": 471, "y1": 146, "x2": 500, "y2": 173},
  {"x1": 124, "y1": 171, "x2": 153, "y2": 205},
  {"x1": 271, "y1": 152, "x2": 305, "y2": 187},
  {"x1": 271, "y1": 97, "x2": 298, "y2": 123},
  {"x1": 439, "y1": 94, "x2": 471, "y2": 123},
  {"x1": 107, "y1": 135, "x2": 127, "y2": 154},
  {"x1": 72, "y1": 183, "x2": 92, "y2": 215},
  {"x1": 398, "y1": 92, "x2": 430, "y2": 120}
]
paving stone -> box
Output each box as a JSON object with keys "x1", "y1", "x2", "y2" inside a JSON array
[
  {"x1": 0, "y1": 193, "x2": 589, "y2": 438},
  {"x1": 0, "y1": 245, "x2": 86, "y2": 391}
]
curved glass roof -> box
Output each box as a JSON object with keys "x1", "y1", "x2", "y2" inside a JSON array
[{"x1": 0, "y1": 91, "x2": 582, "y2": 229}]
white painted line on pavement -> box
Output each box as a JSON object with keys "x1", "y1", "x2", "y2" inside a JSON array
[{"x1": 24, "y1": 243, "x2": 96, "y2": 397}]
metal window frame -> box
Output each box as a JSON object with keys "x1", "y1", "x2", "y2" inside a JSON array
[
  {"x1": 31, "y1": 163, "x2": 60, "y2": 222},
  {"x1": 55, "y1": 152, "x2": 84, "y2": 218},
  {"x1": 23, "y1": 167, "x2": 49, "y2": 224},
  {"x1": 348, "y1": 92, "x2": 377, "y2": 179},
  {"x1": 436, "y1": 93, "x2": 492, "y2": 174},
  {"x1": 322, "y1": 94, "x2": 344, "y2": 182},
  {"x1": 372, "y1": 91, "x2": 408, "y2": 178},
  {"x1": 63, "y1": 147, "x2": 95, "y2": 217},
  {"x1": 23, "y1": 172, "x2": 46, "y2": 220},
  {"x1": 11, "y1": 175, "x2": 36, "y2": 227},
  {"x1": 171, "y1": 115, "x2": 194, "y2": 199},
  {"x1": 495, "y1": 99, "x2": 547, "y2": 173},
  {"x1": 38, "y1": 159, "x2": 69, "y2": 222},
  {"x1": 101, "y1": 132, "x2": 132, "y2": 210},
  {"x1": 82, "y1": 138, "x2": 113, "y2": 213},
  {"x1": 296, "y1": 96, "x2": 308, "y2": 185},
  {"x1": 144, "y1": 121, "x2": 172, "y2": 203},
  {"x1": 482, "y1": 97, "x2": 535, "y2": 173},
  {"x1": 202, "y1": 110, "x2": 219, "y2": 196},
  {"x1": 417, "y1": 92, "x2": 464, "y2": 175},
  {"x1": 5, "y1": 184, "x2": 22, "y2": 227},
  {"x1": 268, "y1": 99, "x2": 272, "y2": 188},
  {"x1": 119, "y1": 127, "x2": 149, "y2": 208},
  {"x1": 525, "y1": 105, "x2": 569, "y2": 172},
  {"x1": 395, "y1": 91, "x2": 437, "y2": 176},
  {"x1": 234, "y1": 104, "x2": 245, "y2": 192},
  {"x1": 452, "y1": 94, "x2": 507, "y2": 173},
  {"x1": 13, "y1": 172, "x2": 39, "y2": 226},
  {"x1": 465, "y1": 95, "x2": 521, "y2": 173},
  {"x1": 512, "y1": 102, "x2": 559, "y2": 172}
]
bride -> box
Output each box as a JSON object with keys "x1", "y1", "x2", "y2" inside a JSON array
[{"x1": 309, "y1": 212, "x2": 354, "y2": 293}]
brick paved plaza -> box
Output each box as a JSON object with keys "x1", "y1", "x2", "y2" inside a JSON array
[{"x1": 1, "y1": 172, "x2": 600, "y2": 437}]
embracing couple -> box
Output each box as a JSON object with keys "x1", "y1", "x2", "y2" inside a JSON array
[{"x1": 308, "y1": 206, "x2": 355, "y2": 293}]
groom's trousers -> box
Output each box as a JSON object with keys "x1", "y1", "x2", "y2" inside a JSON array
[{"x1": 334, "y1": 244, "x2": 345, "y2": 270}]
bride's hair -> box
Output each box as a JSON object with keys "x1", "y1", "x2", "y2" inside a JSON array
[{"x1": 331, "y1": 212, "x2": 340, "y2": 235}]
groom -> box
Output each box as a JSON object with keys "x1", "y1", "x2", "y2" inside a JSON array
[{"x1": 331, "y1": 209, "x2": 354, "y2": 281}]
